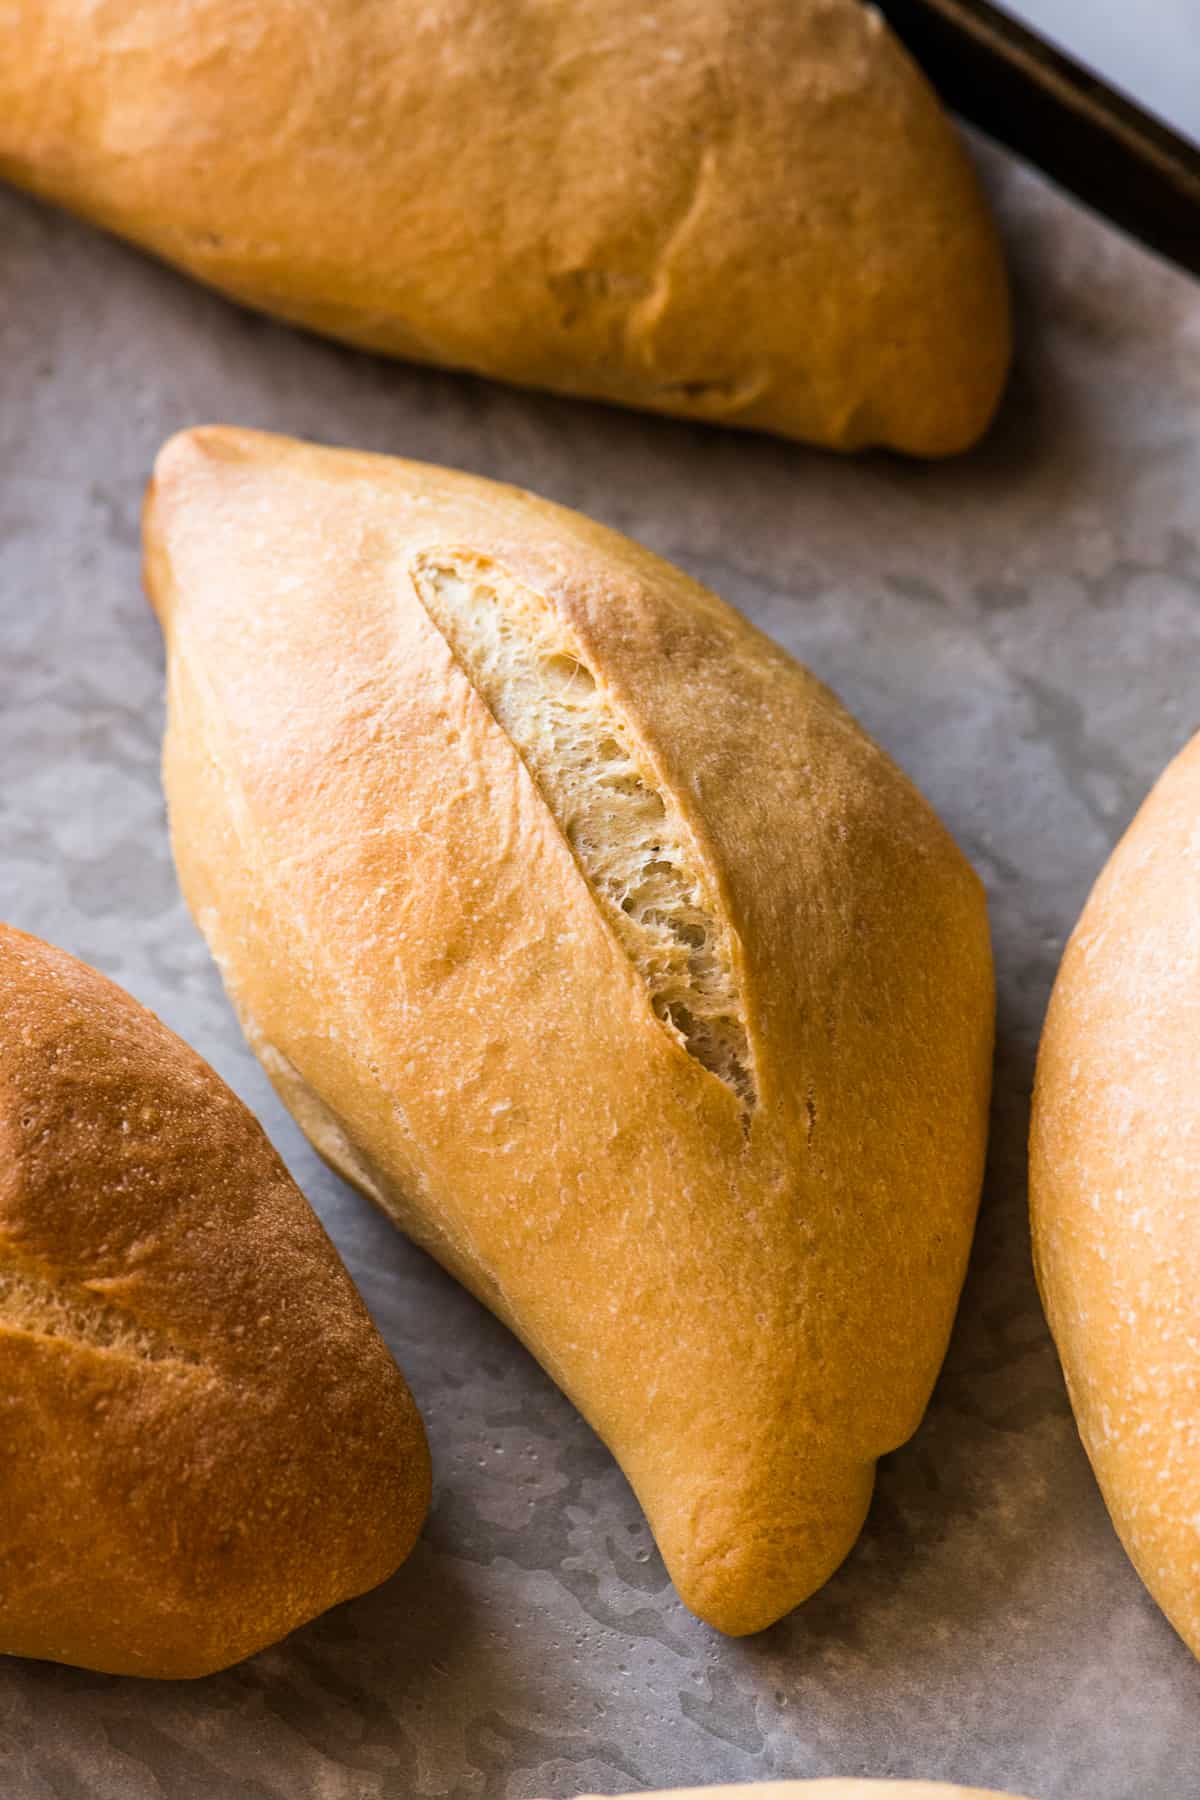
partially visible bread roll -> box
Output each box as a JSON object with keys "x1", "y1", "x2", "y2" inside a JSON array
[
  {"x1": 567, "y1": 1784, "x2": 1034, "y2": 1799},
  {"x1": 1031, "y1": 732, "x2": 1200, "y2": 1659},
  {"x1": 145, "y1": 425, "x2": 994, "y2": 1636},
  {"x1": 0, "y1": 924, "x2": 430, "y2": 1678},
  {"x1": 0, "y1": 0, "x2": 1008, "y2": 454}
]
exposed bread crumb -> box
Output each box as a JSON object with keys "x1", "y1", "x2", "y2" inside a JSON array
[{"x1": 412, "y1": 549, "x2": 755, "y2": 1106}]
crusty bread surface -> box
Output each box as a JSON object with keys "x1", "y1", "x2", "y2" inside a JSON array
[
  {"x1": 0, "y1": 0, "x2": 1007, "y2": 454},
  {"x1": 144, "y1": 425, "x2": 994, "y2": 1635},
  {"x1": 0, "y1": 924, "x2": 430, "y2": 1678},
  {"x1": 566, "y1": 1784, "x2": 1034, "y2": 1799},
  {"x1": 1030, "y1": 731, "x2": 1200, "y2": 1659}
]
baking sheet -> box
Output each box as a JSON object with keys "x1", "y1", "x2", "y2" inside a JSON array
[{"x1": 2, "y1": 140, "x2": 1199, "y2": 1799}]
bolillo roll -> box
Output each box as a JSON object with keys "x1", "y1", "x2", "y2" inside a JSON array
[
  {"x1": 0, "y1": 0, "x2": 1008, "y2": 455},
  {"x1": 144, "y1": 425, "x2": 994, "y2": 1635},
  {"x1": 564, "y1": 1784, "x2": 1036, "y2": 1799},
  {"x1": 0, "y1": 923, "x2": 430, "y2": 1678},
  {"x1": 1031, "y1": 731, "x2": 1200, "y2": 1660}
]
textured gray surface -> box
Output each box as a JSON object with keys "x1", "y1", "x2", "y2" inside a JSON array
[{"x1": 2, "y1": 140, "x2": 1200, "y2": 1800}]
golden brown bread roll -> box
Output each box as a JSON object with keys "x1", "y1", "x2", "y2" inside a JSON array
[
  {"x1": 566, "y1": 1784, "x2": 1034, "y2": 1799},
  {"x1": 144, "y1": 425, "x2": 994, "y2": 1635},
  {"x1": 1031, "y1": 731, "x2": 1200, "y2": 1659},
  {"x1": 0, "y1": 0, "x2": 1008, "y2": 455},
  {"x1": 0, "y1": 923, "x2": 430, "y2": 1678}
]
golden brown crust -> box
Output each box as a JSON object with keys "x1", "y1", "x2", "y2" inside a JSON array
[
  {"x1": 568, "y1": 1785, "x2": 1034, "y2": 1799},
  {"x1": 145, "y1": 425, "x2": 993, "y2": 1634},
  {"x1": 1, "y1": 0, "x2": 1007, "y2": 454},
  {"x1": 1030, "y1": 732, "x2": 1200, "y2": 1659},
  {"x1": 0, "y1": 924, "x2": 430, "y2": 1678}
]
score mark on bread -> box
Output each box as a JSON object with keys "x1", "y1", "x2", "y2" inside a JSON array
[
  {"x1": 0, "y1": 1258, "x2": 200, "y2": 1369},
  {"x1": 411, "y1": 549, "x2": 756, "y2": 1107},
  {"x1": 145, "y1": 427, "x2": 995, "y2": 1636}
]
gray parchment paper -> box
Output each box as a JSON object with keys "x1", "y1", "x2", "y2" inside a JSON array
[{"x1": 2, "y1": 141, "x2": 1199, "y2": 1800}]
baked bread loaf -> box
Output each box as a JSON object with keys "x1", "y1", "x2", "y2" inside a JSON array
[
  {"x1": 144, "y1": 425, "x2": 994, "y2": 1635},
  {"x1": 0, "y1": 923, "x2": 430, "y2": 1678},
  {"x1": 1031, "y1": 731, "x2": 1200, "y2": 1659},
  {"x1": 0, "y1": 0, "x2": 1007, "y2": 455},
  {"x1": 566, "y1": 1784, "x2": 1033, "y2": 1799}
]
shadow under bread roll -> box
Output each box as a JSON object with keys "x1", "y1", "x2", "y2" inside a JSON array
[
  {"x1": 0, "y1": 924, "x2": 430, "y2": 1678},
  {"x1": 1031, "y1": 731, "x2": 1200, "y2": 1659},
  {"x1": 0, "y1": 0, "x2": 1008, "y2": 455},
  {"x1": 144, "y1": 425, "x2": 994, "y2": 1636}
]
